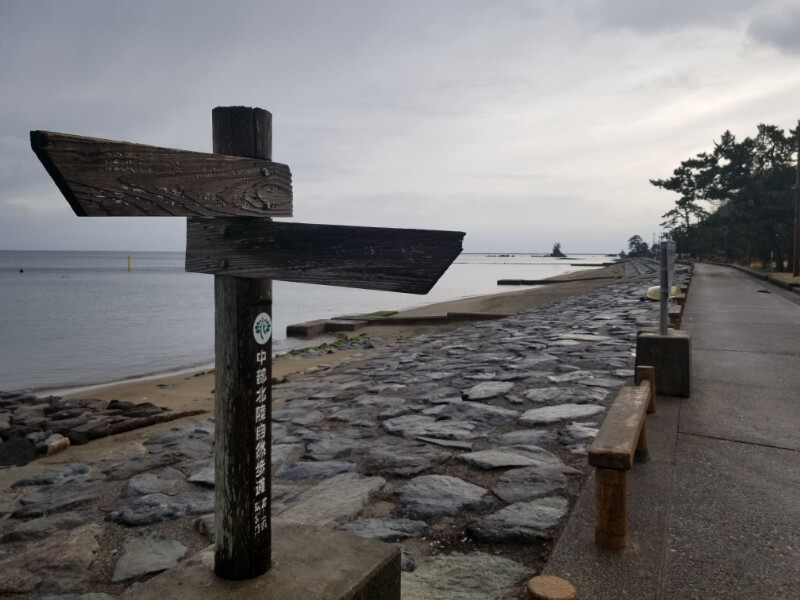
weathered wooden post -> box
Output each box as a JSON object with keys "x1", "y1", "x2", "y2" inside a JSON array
[
  {"x1": 210, "y1": 107, "x2": 274, "y2": 578},
  {"x1": 31, "y1": 106, "x2": 465, "y2": 585}
]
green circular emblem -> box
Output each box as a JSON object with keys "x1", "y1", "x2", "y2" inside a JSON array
[{"x1": 253, "y1": 312, "x2": 272, "y2": 345}]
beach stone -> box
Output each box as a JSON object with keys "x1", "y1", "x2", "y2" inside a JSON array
[
  {"x1": 1, "y1": 511, "x2": 88, "y2": 542},
  {"x1": 41, "y1": 433, "x2": 71, "y2": 456},
  {"x1": 304, "y1": 436, "x2": 370, "y2": 461},
  {"x1": 416, "y1": 436, "x2": 473, "y2": 450},
  {"x1": 12, "y1": 482, "x2": 104, "y2": 518},
  {"x1": 275, "y1": 460, "x2": 356, "y2": 480},
  {"x1": 402, "y1": 552, "x2": 533, "y2": 600},
  {"x1": 524, "y1": 386, "x2": 607, "y2": 405},
  {"x1": 272, "y1": 442, "x2": 304, "y2": 464},
  {"x1": 109, "y1": 490, "x2": 214, "y2": 526},
  {"x1": 520, "y1": 403, "x2": 605, "y2": 425},
  {"x1": 382, "y1": 414, "x2": 480, "y2": 440},
  {"x1": 111, "y1": 528, "x2": 187, "y2": 582},
  {"x1": 338, "y1": 517, "x2": 429, "y2": 542},
  {"x1": 102, "y1": 453, "x2": 181, "y2": 480},
  {"x1": 0, "y1": 524, "x2": 101, "y2": 593},
  {"x1": 580, "y1": 377, "x2": 625, "y2": 388},
  {"x1": 187, "y1": 458, "x2": 215, "y2": 486},
  {"x1": 492, "y1": 429, "x2": 555, "y2": 446},
  {"x1": 276, "y1": 473, "x2": 386, "y2": 527},
  {"x1": 0, "y1": 436, "x2": 36, "y2": 466},
  {"x1": 362, "y1": 441, "x2": 449, "y2": 477},
  {"x1": 467, "y1": 497, "x2": 569, "y2": 542},
  {"x1": 558, "y1": 422, "x2": 599, "y2": 445},
  {"x1": 11, "y1": 463, "x2": 90, "y2": 487},
  {"x1": 492, "y1": 467, "x2": 568, "y2": 503},
  {"x1": 0, "y1": 566, "x2": 41, "y2": 594},
  {"x1": 122, "y1": 467, "x2": 185, "y2": 497},
  {"x1": 395, "y1": 475, "x2": 490, "y2": 518},
  {"x1": 40, "y1": 594, "x2": 116, "y2": 600},
  {"x1": 195, "y1": 513, "x2": 215, "y2": 542},
  {"x1": 436, "y1": 400, "x2": 518, "y2": 426},
  {"x1": 462, "y1": 381, "x2": 514, "y2": 401},
  {"x1": 546, "y1": 371, "x2": 597, "y2": 383},
  {"x1": 458, "y1": 446, "x2": 570, "y2": 471}
]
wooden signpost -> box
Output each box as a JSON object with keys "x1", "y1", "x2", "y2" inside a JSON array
[{"x1": 31, "y1": 106, "x2": 464, "y2": 580}]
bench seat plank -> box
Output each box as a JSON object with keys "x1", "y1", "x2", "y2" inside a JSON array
[{"x1": 588, "y1": 382, "x2": 650, "y2": 470}]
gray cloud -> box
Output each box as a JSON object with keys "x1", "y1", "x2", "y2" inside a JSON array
[
  {"x1": 747, "y1": 9, "x2": 800, "y2": 54},
  {"x1": 577, "y1": 0, "x2": 759, "y2": 32}
]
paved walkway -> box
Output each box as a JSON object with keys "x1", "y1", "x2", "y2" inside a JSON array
[{"x1": 546, "y1": 263, "x2": 800, "y2": 599}]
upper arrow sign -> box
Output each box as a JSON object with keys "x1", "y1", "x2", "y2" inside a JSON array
[{"x1": 30, "y1": 131, "x2": 292, "y2": 217}]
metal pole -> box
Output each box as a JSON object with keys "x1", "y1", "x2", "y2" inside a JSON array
[
  {"x1": 660, "y1": 242, "x2": 675, "y2": 335},
  {"x1": 793, "y1": 120, "x2": 799, "y2": 277}
]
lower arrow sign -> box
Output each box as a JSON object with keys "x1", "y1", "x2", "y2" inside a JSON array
[{"x1": 186, "y1": 218, "x2": 465, "y2": 294}]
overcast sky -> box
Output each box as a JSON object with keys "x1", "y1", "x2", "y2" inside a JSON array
[{"x1": 1, "y1": 0, "x2": 799, "y2": 253}]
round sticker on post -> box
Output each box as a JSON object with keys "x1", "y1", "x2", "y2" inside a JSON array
[{"x1": 253, "y1": 313, "x2": 272, "y2": 345}]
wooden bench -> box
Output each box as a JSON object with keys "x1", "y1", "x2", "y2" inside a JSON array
[{"x1": 588, "y1": 365, "x2": 656, "y2": 549}]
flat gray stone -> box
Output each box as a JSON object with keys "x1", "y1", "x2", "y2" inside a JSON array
[
  {"x1": 492, "y1": 467, "x2": 568, "y2": 502},
  {"x1": 362, "y1": 442, "x2": 449, "y2": 477},
  {"x1": 558, "y1": 422, "x2": 599, "y2": 445},
  {"x1": 112, "y1": 528, "x2": 187, "y2": 582},
  {"x1": 467, "y1": 497, "x2": 569, "y2": 542},
  {"x1": 402, "y1": 552, "x2": 533, "y2": 600},
  {"x1": 395, "y1": 475, "x2": 490, "y2": 518},
  {"x1": 524, "y1": 386, "x2": 607, "y2": 405},
  {"x1": 276, "y1": 473, "x2": 386, "y2": 527},
  {"x1": 123, "y1": 467, "x2": 185, "y2": 497},
  {"x1": 12, "y1": 482, "x2": 104, "y2": 518},
  {"x1": 547, "y1": 371, "x2": 597, "y2": 383},
  {"x1": 11, "y1": 463, "x2": 90, "y2": 487},
  {"x1": 492, "y1": 429, "x2": 555, "y2": 446},
  {"x1": 304, "y1": 436, "x2": 371, "y2": 461},
  {"x1": 520, "y1": 403, "x2": 605, "y2": 425},
  {"x1": 462, "y1": 381, "x2": 514, "y2": 400},
  {"x1": 1, "y1": 511, "x2": 88, "y2": 542},
  {"x1": 338, "y1": 517, "x2": 429, "y2": 542},
  {"x1": 458, "y1": 446, "x2": 571, "y2": 471},
  {"x1": 437, "y1": 400, "x2": 518, "y2": 426},
  {"x1": 416, "y1": 436, "x2": 474, "y2": 450},
  {"x1": 382, "y1": 414, "x2": 481, "y2": 440},
  {"x1": 275, "y1": 460, "x2": 356, "y2": 480},
  {"x1": 272, "y1": 443, "x2": 304, "y2": 464},
  {"x1": 0, "y1": 524, "x2": 101, "y2": 593}
]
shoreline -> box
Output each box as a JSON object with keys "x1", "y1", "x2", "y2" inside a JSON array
[{"x1": 46, "y1": 263, "x2": 622, "y2": 413}]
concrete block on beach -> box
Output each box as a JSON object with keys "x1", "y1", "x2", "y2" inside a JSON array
[
  {"x1": 635, "y1": 329, "x2": 691, "y2": 397},
  {"x1": 121, "y1": 521, "x2": 401, "y2": 600}
]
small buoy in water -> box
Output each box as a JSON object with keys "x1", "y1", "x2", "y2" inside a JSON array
[
  {"x1": 19, "y1": 269, "x2": 23, "y2": 273},
  {"x1": 644, "y1": 285, "x2": 678, "y2": 301}
]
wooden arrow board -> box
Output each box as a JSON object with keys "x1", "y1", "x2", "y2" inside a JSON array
[
  {"x1": 30, "y1": 131, "x2": 292, "y2": 217},
  {"x1": 186, "y1": 218, "x2": 465, "y2": 294}
]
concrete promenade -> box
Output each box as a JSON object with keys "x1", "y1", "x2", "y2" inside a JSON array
[{"x1": 545, "y1": 262, "x2": 800, "y2": 599}]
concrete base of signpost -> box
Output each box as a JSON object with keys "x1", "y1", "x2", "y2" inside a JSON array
[
  {"x1": 635, "y1": 329, "x2": 691, "y2": 397},
  {"x1": 122, "y1": 521, "x2": 401, "y2": 600}
]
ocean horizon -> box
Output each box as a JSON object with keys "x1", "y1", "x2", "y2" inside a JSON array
[{"x1": 0, "y1": 250, "x2": 610, "y2": 392}]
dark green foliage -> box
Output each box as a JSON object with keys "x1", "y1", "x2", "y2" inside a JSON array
[{"x1": 651, "y1": 123, "x2": 798, "y2": 270}]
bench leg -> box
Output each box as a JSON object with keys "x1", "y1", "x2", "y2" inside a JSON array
[
  {"x1": 595, "y1": 468, "x2": 627, "y2": 549},
  {"x1": 635, "y1": 420, "x2": 649, "y2": 462}
]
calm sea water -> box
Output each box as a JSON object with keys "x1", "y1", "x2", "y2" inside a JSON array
[{"x1": 0, "y1": 251, "x2": 608, "y2": 392}]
